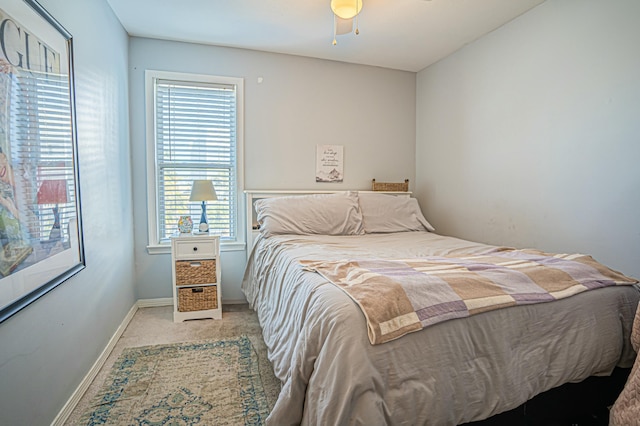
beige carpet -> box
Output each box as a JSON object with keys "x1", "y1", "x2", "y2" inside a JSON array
[{"x1": 64, "y1": 305, "x2": 281, "y2": 425}]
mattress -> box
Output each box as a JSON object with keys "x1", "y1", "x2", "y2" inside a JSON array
[{"x1": 242, "y1": 231, "x2": 639, "y2": 425}]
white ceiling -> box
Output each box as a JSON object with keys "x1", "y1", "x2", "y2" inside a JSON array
[{"x1": 105, "y1": 0, "x2": 545, "y2": 72}]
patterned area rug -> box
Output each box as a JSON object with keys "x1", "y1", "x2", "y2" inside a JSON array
[{"x1": 78, "y1": 336, "x2": 269, "y2": 425}]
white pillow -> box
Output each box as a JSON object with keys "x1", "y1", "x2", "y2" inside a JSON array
[
  {"x1": 255, "y1": 191, "x2": 365, "y2": 237},
  {"x1": 358, "y1": 192, "x2": 435, "y2": 233}
]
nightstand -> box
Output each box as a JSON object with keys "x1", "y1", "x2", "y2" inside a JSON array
[{"x1": 171, "y1": 233, "x2": 222, "y2": 322}]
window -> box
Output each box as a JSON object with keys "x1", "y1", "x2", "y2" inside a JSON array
[{"x1": 145, "y1": 71, "x2": 243, "y2": 251}]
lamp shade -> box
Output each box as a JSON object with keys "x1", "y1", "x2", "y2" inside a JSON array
[
  {"x1": 189, "y1": 180, "x2": 218, "y2": 202},
  {"x1": 37, "y1": 179, "x2": 68, "y2": 205},
  {"x1": 331, "y1": 0, "x2": 363, "y2": 19}
]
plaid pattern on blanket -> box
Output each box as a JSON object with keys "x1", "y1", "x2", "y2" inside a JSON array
[{"x1": 301, "y1": 249, "x2": 638, "y2": 345}]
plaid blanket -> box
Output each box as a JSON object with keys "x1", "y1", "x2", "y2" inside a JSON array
[{"x1": 301, "y1": 249, "x2": 638, "y2": 345}]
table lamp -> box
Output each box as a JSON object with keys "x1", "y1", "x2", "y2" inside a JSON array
[
  {"x1": 189, "y1": 180, "x2": 217, "y2": 233},
  {"x1": 37, "y1": 179, "x2": 68, "y2": 241}
]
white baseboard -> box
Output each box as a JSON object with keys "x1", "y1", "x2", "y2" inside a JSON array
[
  {"x1": 51, "y1": 297, "x2": 171, "y2": 426},
  {"x1": 223, "y1": 298, "x2": 248, "y2": 305},
  {"x1": 51, "y1": 302, "x2": 138, "y2": 426},
  {"x1": 137, "y1": 298, "x2": 247, "y2": 306},
  {"x1": 137, "y1": 297, "x2": 173, "y2": 308},
  {"x1": 139, "y1": 297, "x2": 246, "y2": 306}
]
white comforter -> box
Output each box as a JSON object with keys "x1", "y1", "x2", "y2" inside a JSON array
[{"x1": 242, "y1": 232, "x2": 639, "y2": 425}]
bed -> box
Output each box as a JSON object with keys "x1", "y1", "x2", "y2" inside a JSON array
[
  {"x1": 242, "y1": 191, "x2": 640, "y2": 425},
  {"x1": 610, "y1": 300, "x2": 640, "y2": 424}
]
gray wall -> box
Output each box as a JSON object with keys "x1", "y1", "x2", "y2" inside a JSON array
[
  {"x1": 0, "y1": 1, "x2": 135, "y2": 425},
  {"x1": 129, "y1": 38, "x2": 417, "y2": 301},
  {"x1": 415, "y1": 0, "x2": 640, "y2": 279}
]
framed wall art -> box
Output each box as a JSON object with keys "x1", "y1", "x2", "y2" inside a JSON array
[
  {"x1": 316, "y1": 144, "x2": 343, "y2": 183},
  {"x1": 0, "y1": 0, "x2": 85, "y2": 323}
]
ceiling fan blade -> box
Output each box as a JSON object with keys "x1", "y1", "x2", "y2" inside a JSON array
[{"x1": 335, "y1": 16, "x2": 353, "y2": 35}]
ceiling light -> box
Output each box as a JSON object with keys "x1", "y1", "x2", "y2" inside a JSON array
[
  {"x1": 331, "y1": 0, "x2": 362, "y2": 45},
  {"x1": 331, "y1": 0, "x2": 363, "y2": 20}
]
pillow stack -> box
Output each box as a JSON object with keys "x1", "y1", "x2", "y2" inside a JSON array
[
  {"x1": 358, "y1": 192, "x2": 435, "y2": 234},
  {"x1": 254, "y1": 191, "x2": 434, "y2": 237}
]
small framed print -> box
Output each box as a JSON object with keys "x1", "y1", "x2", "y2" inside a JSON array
[{"x1": 316, "y1": 145, "x2": 343, "y2": 183}]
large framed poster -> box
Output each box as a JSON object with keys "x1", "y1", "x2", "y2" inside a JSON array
[{"x1": 0, "y1": 0, "x2": 85, "y2": 323}]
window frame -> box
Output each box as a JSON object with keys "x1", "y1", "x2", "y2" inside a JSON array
[{"x1": 145, "y1": 70, "x2": 245, "y2": 254}]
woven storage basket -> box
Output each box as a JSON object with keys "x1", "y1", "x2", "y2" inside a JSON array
[
  {"x1": 372, "y1": 179, "x2": 409, "y2": 192},
  {"x1": 175, "y1": 260, "x2": 216, "y2": 286},
  {"x1": 178, "y1": 286, "x2": 217, "y2": 312}
]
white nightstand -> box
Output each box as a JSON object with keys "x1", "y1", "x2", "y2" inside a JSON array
[{"x1": 171, "y1": 233, "x2": 222, "y2": 322}]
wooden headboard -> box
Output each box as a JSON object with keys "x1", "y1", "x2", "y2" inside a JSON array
[{"x1": 244, "y1": 190, "x2": 412, "y2": 254}]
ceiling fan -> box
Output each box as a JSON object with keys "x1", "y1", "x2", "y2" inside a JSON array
[
  {"x1": 330, "y1": 0, "x2": 362, "y2": 45},
  {"x1": 330, "y1": 0, "x2": 432, "y2": 45}
]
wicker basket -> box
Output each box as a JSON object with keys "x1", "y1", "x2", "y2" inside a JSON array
[
  {"x1": 372, "y1": 179, "x2": 409, "y2": 192},
  {"x1": 175, "y1": 260, "x2": 216, "y2": 286},
  {"x1": 178, "y1": 286, "x2": 217, "y2": 312}
]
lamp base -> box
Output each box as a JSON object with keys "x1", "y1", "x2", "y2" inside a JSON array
[
  {"x1": 49, "y1": 224, "x2": 61, "y2": 241},
  {"x1": 198, "y1": 201, "x2": 209, "y2": 233},
  {"x1": 49, "y1": 204, "x2": 62, "y2": 241}
]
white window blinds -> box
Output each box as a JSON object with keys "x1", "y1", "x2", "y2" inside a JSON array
[
  {"x1": 154, "y1": 79, "x2": 237, "y2": 242},
  {"x1": 6, "y1": 70, "x2": 75, "y2": 242}
]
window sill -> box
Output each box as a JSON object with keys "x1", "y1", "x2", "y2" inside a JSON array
[{"x1": 146, "y1": 241, "x2": 246, "y2": 255}]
